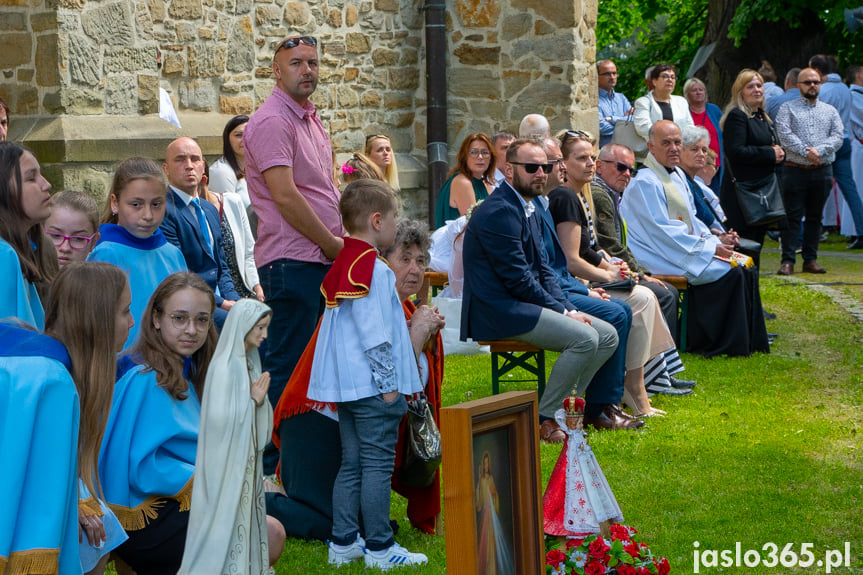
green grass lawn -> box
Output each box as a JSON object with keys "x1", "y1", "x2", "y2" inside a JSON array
[{"x1": 273, "y1": 254, "x2": 863, "y2": 574}]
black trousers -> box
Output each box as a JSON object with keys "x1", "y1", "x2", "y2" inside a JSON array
[{"x1": 780, "y1": 165, "x2": 832, "y2": 265}]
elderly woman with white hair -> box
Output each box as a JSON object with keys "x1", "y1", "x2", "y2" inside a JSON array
[{"x1": 684, "y1": 77, "x2": 724, "y2": 195}]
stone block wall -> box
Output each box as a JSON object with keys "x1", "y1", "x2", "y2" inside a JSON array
[{"x1": 0, "y1": 0, "x2": 597, "y2": 220}]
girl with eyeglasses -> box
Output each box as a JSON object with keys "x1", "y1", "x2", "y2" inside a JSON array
[
  {"x1": 88, "y1": 157, "x2": 187, "y2": 350},
  {"x1": 551, "y1": 130, "x2": 675, "y2": 417},
  {"x1": 434, "y1": 132, "x2": 496, "y2": 228},
  {"x1": 99, "y1": 272, "x2": 218, "y2": 574},
  {"x1": 364, "y1": 134, "x2": 400, "y2": 191},
  {"x1": 0, "y1": 141, "x2": 56, "y2": 329},
  {"x1": 44, "y1": 190, "x2": 100, "y2": 267}
]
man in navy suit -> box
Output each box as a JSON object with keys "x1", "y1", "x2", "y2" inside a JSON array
[
  {"x1": 462, "y1": 139, "x2": 640, "y2": 437},
  {"x1": 161, "y1": 137, "x2": 240, "y2": 328}
]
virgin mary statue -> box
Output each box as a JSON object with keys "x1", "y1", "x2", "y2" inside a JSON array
[{"x1": 179, "y1": 299, "x2": 274, "y2": 574}]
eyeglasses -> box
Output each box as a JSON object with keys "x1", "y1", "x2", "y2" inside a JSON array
[
  {"x1": 599, "y1": 71, "x2": 618, "y2": 77},
  {"x1": 165, "y1": 312, "x2": 212, "y2": 331},
  {"x1": 509, "y1": 162, "x2": 553, "y2": 174},
  {"x1": 46, "y1": 232, "x2": 97, "y2": 250},
  {"x1": 468, "y1": 149, "x2": 491, "y2": 158},
  {"x1": 275, "y1": 36, "x2": 317, "y2": 54},
  {"x1": 612, "y1": 161, "x2": 636, "y2": 176},
  {"x1": 659, "y1": 73, "x2": 676, "y2": 80},
  {"x1": 799, "y1": 80, "x2": 821, "y2": 86},
  {"x1": 365, "y1": 134, "x2": 388, "y2": 144}
]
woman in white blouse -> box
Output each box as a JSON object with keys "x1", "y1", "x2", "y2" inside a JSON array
[
  {"x1": 209, "y1": 115, "x2": 250, "y2": 208},
  {"x1": 633, "y1": 64, "x2": 694, "y2": 143}
]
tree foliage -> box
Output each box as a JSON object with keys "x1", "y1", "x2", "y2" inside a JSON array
[{"x1": 598, "y1": 0, "x2": 863, "y2": 103}]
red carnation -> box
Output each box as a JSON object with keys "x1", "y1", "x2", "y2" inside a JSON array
[
  {"x1": 623, "y1": 541, "x2": 640, "y2": 559},
  {"x1": 546, "y1": 549, "x2": 567, "y2": 566},
  {"x1": 567, "y1": 538, "x2": 586, "y2": 550},
  {"x1": 636, "y1": 568, "x2": 652, "y2": 575},
  {"x1": 656, "y1": 557, "x2": 670, "y2": 575},
  {"x1": 616, "y1": 565, "x2": 637, "y2": 575},
  {"x1": 610, "y1": 524, "x2": 632, "y2": 542},
  {"x1": 588, "y1": 537, "x2": 611, "y2": 559},
  {"x1": 584, "y1": 559, "x2": 606, "y2": 575}
]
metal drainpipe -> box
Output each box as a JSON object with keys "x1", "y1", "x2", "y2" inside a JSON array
[{"x1": 424, "y1": 0, "x2": 447, "y2": 229}]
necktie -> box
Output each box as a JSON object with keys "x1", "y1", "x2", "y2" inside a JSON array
[{"x1": 190, "y1": 198, "x2": 213, "y2": 257}]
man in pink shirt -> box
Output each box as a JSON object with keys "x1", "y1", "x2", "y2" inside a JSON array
[{"x1": 244, "y1": 36, "x2": 345, "y2": 473}]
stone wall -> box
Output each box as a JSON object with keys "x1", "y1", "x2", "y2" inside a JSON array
[{"x1": 0, "y1": 0, "x2": 598, "y2": 219}]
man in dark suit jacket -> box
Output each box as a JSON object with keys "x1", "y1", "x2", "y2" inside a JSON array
[
  {"x1": 161, "y1": 137, "x2": 240, "y2": 328},
  {"x1": 462, "y1": 139, "x2": 639, "y2": 436}
]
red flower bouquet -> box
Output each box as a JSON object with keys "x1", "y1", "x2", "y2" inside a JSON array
[{"x1": 545, "y1": 524, "x2": 669, "y2": 575}]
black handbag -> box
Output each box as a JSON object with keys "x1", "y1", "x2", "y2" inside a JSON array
[
  {"x1": 728, "y1": 121, "x2": 786, "y2": 227},
  {"x1": 733, "y1": 172, "x2": 786, "y2": 227},
  {"x1": 590, "y1": 277, "x2": 636, "y2": 292},
  {"x1": 398, "y1": 394, "x2": 441, "y2": 488}
]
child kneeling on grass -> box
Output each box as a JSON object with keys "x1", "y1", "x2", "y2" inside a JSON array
[{"x1": 307, "y1": 179, "x2": 428, "y2": 571}]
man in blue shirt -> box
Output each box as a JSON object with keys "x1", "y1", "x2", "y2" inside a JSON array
[
  {"x1": 598, "y1": 60, "x2": 633, "y2": 147},
  {"x1": 810, "y1": 54, "x2": 863, "y2": 246},
  {"x1": 765, "y1": 68, "x2": 800, "y2": 120}
]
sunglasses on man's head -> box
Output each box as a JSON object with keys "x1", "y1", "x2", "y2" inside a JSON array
[
  {"x1": 510, "y1": 161, "x2": 554, "y2": 174},
  {"x1": 276, "y1": 36, "x2": 318, "y2": 53}
]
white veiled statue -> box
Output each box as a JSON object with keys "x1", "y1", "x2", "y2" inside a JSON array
[{"x1": 179, "y1": 298, "x2": 273, "y2": 575}]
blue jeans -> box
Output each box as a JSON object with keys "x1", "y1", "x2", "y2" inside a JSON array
[
  {"x1": 832, "y1": 138, "x2": 863, "y2": 234},
  {"x1": 332, "y1": 394, "x2": 407, "y2": 552},
  {"x1": 780, "y1": 165, "x2": 832, "y2": 264},
  {"x1": 259, "y1": 258, "x2": 329, "y2": 473}
]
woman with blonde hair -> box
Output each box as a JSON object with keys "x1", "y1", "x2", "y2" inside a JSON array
[
  {"x1": 434, "y1": 133, "x2": 496, "y2": 228},
  {"x1": 364, "y1": 134, "x2": 400, "y2": 190},
  {"x1": 719, "y1": 68, "x2": 786, "y2": 264},
  {"x1": 550, "y1": 129, "x2": 675, "y2": 417}
]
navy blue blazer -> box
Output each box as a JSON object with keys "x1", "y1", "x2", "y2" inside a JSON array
[
  {"x1": 160, "y1": 188, "x2": 240, "y2": 306},
  {"x1": 460, "y1": 182, "x2": 574, "y2": 342}
]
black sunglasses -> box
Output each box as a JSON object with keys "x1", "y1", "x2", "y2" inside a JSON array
[
  {"x1": 613, "y1": 161, "x2": 636, "y2": 176},
  {"x1": 276, "y1": 36, "x2": 318, "y2": 53},
  {"x1": 510, "y1": 161, "x2": 554, "y2": 174}
]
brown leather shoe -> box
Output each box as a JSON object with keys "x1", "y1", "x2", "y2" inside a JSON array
[
  {"x1": 801, "y1": 261, "x2": 826, "y2": 274},
  {"x1": 539, "y1": 419, "x2": 566, "y2": 443},
  {"x1": 777, "y1": 263, "x2": 793, "y2": 276},
  {"x1": 583, "y1": 406, "x2": 645, "y2": 431}
]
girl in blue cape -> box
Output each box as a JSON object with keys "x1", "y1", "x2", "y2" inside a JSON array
[
  {"x1": 0, "y1": 141, "x2": 57, "y2": 329},
  {"x1": 88, "y1": 157, "x2": 187, "y2": 350},
  {"x1": 99, "y1": 272, "x2": 217, "y2": 575},
  {"x1": 0, "y1": 262, "x2": 133, "y2": 575},
  {"x1": 45, "y1": 262, "x2": 136, "y2": 574}
]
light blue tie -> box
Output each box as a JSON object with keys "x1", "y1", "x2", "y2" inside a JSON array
[{"x1": 190, "y1": 198, "x2": 213, "y2": 257}]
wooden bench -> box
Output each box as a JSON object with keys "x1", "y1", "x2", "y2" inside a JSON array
[
  {"x1": 476, "y1": 340, "x2": 546, "y2": 397},
  {"x1": 420, "y1": 271, "x2": 449, "y2": 304},
  {"x1": 652, "y1": 274, "x2": 689, "y2": 352}
]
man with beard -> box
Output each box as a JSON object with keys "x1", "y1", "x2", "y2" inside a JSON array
[
  {"x1": 774, "y1": 67, "x2": 844, "y2": 274},
  {"x1": 620, "y1": 121, "x2": 769, "y2": 357},
  {"x1": 462, "y1": 139, "x2": 641, "y2": 434}
]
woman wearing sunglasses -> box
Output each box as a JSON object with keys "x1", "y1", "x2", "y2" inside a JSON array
[
  {"x1": 434, "y1": 133, "x2": 495, "y2": 228},
  {"x1": 549, "y1": 130, "x2": 675, "y2": 417}
]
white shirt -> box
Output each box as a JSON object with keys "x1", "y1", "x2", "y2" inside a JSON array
[{"x1": 620, "y1": 166, "x2": 729, "y2": 285}]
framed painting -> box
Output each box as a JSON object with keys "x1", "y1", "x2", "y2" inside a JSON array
[{"x1": 441, "y1": 390, "x2": 542, "y2": 575}]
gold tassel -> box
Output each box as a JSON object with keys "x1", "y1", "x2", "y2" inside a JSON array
[
  {"x1": 175, "y1": 476, "x2": 194, "y2": 512},
  {"x1": 5, "y1": 548, "x2": 59, "y2": 575},
  {"x1": 107, "y1": 475, "x2": 194, "y2": 530},
  {"x1": 78, "y1": 496, "x2": 104, "y2": 518}
]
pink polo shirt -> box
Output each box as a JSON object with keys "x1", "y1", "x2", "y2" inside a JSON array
[{"x1": 244, "y1": 86, "x2": 344, "y2": 266}]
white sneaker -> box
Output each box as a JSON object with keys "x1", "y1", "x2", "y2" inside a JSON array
[
  {"x1": 364, "y1": 543, "x2": 428, "y2": 570},
  {"x1": 327, "y1": 536, "x2": 366, "y2": 566}
]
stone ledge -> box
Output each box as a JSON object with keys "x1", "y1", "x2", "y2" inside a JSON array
[{"x1": 14, "y1": 112, "x2": 240, "y2": 163}]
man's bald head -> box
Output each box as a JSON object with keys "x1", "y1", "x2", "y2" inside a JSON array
[
  {"x1": 519, "y1": 114, "x2": 550, "y2": 139},
  {"x1": 647, "y1": 120, "x2": 682, "y2": 168},
  {"x1": 164, "y1": 137, "x2": 204, "y2": 195}
]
